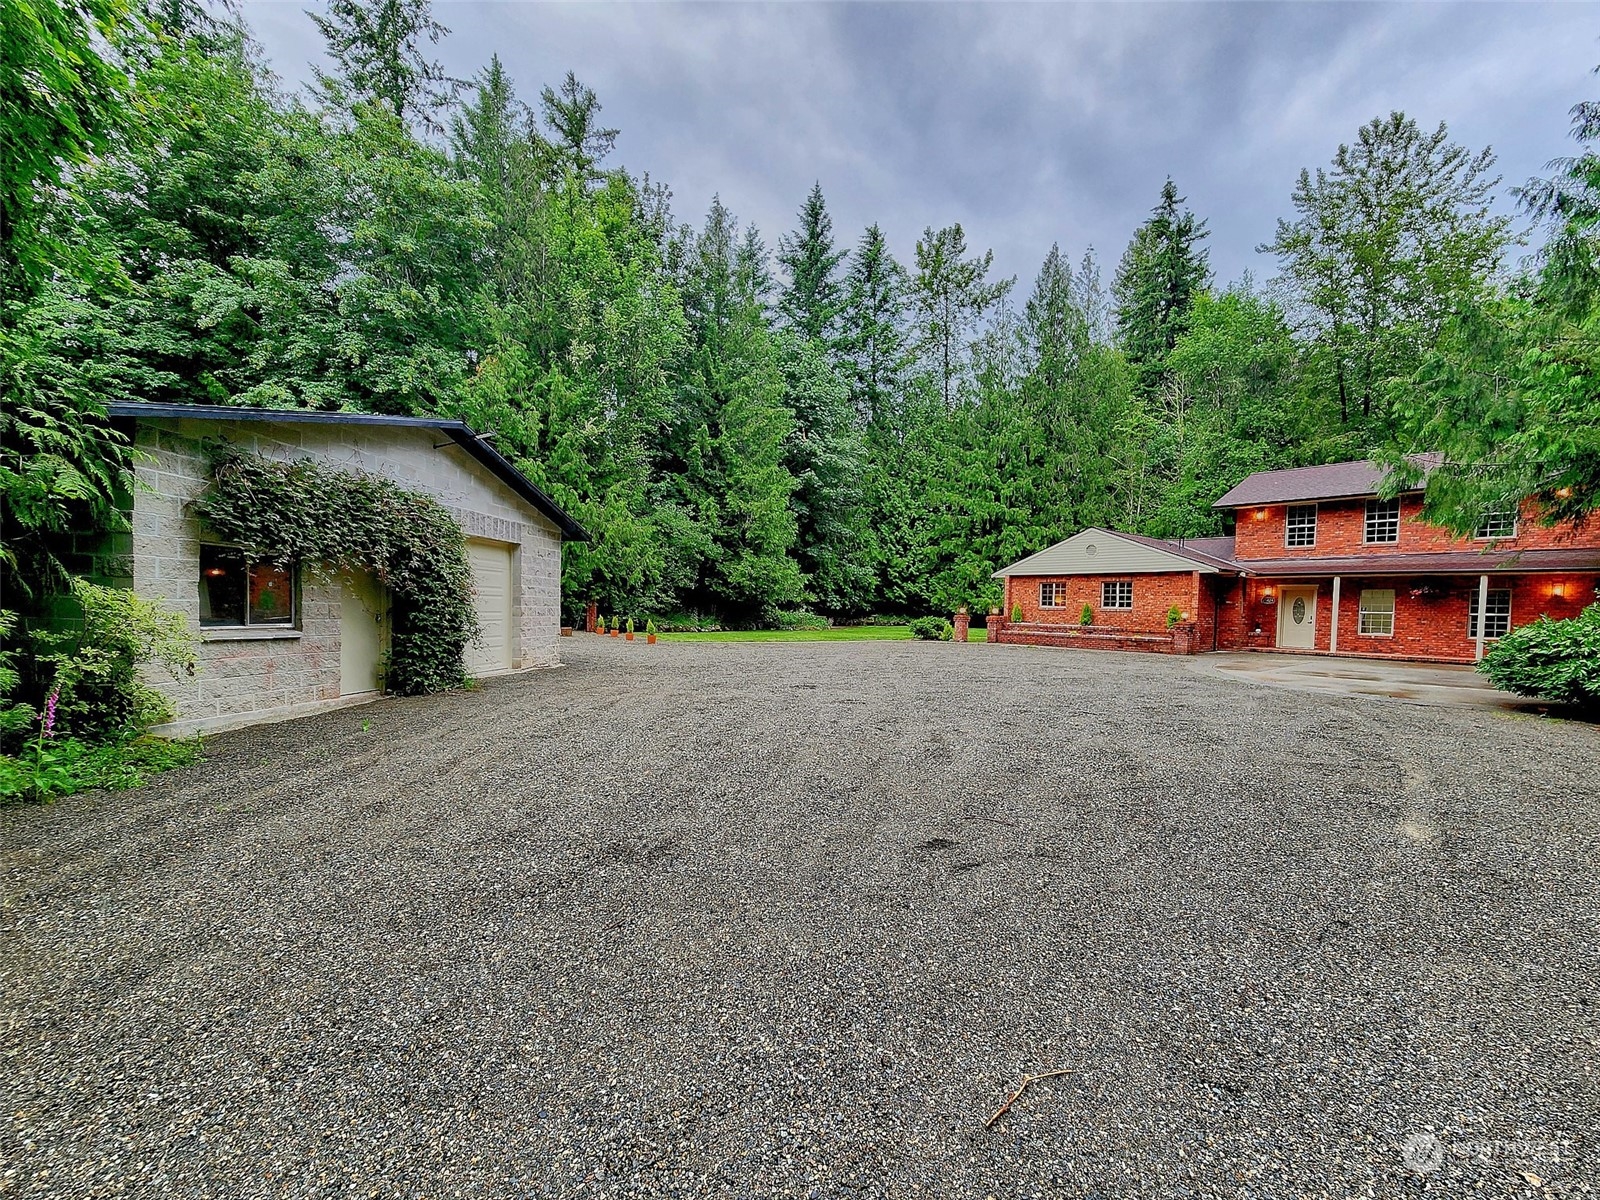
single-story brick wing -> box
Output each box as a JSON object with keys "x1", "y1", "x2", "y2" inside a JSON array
[
  {"x1": 97, "y1": 402, "x2": 586, "y2": 733},
  {"x1": 992, "y1": 457, "x2": 1600, "y2": 663}
]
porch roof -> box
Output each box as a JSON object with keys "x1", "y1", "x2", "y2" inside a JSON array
[{"x1": 1234, "y1": 547, "x2": 1600, "y2": 577}]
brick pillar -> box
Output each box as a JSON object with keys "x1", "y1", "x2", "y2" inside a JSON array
[
  {"x1": 953, "y1": 607, "x2": 969, "y2": 642},
  {"x1": 586, "y1": 600, "x2": 598, "y2": 632},
  {"x1": 1172, "y1": 623, "x2": 1195, "y2": 655},
  {"x1": 986, "y1": 609, "x2": 1003, "y2": 643}
]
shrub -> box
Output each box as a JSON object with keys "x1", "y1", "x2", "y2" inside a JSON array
[
  {"x1": 1, "y1": 733, "x2": 203, "y2": 804},
  {"x1": 645, "y1": 619, "x2": 656, "y2": 637},
  {"x1": 1010, "y1": 603, "x2": 1023, "y2": 623},
  {"x1": 596, "y1": 615, "x2": 605, "y2": 634},
  {"x1": 909, "y1": 616, "x2": 953, "y2": 641},
  {"x1": 1167, "y1": 605, "x2": 1183, "y2": 628},
  {"x1": 1079, "y1": 603, "x2": 1094, "y2": 627},
  {"x1": 774, "y1": 610, "x2": 830, "y2": 631},
  {"x1": 626, "y1": 617, "x2": 635, "y2": 635},
  {"x1": 34, "y1": 580, "x2": 197, "y2": 742},
  {"x1": 1478, "y1": 602, "x2": 1600, "y2": 709}
]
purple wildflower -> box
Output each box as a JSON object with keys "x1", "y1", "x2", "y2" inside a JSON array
[{"x1": 42, "y1": 687, "x2": 58, "y2": 738}]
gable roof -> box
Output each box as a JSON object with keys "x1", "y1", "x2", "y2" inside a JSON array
[
  {"x1": 107, "y1": 401, "x2": 588, "y2": 541},
  {"x1": 993, "y1": 528, "x2": 1232, "y2": 578},
  {"x1": 1212, "y1": 454, "x2": 1444, "y2": 509}
]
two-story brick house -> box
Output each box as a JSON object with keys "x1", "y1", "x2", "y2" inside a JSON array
[{"x1": 991, "y1": 456, "x2": 1600, "y2": 663}]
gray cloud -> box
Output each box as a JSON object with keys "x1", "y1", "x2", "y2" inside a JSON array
[{"x1": 244, "y1": 1, "x2": 1598, "y2": 294}]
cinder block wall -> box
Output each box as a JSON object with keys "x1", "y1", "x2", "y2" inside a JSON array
[{"x1": 132, "y1": 418, "x2": 562, "y2": 732}]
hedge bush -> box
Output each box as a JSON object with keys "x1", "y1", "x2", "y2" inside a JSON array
[{"x1": 1478, "y1": 602, "x2": 1600, "y2": 710}]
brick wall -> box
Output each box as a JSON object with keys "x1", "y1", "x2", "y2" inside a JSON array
[
  {"x1": 1006, "y1": 571, "x2": 1203, "y2": 632},
  {"x1": 133, "y1": 418, "x2": 564, "y2": 733},
  {"x1": 1233, "y1": 497, "x2": 1600, "y2": 561}
]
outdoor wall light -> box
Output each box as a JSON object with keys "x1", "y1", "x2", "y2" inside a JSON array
[
  {"x1": 1556, "y1": 487, "x2": 1573, "y2": 499},
  {"x1": 1551, "y1": 582, "x2": 1565, "y2": 599},
  {"x1": 1254, "y1": 508, "x2": 1267, "y2": 521}
]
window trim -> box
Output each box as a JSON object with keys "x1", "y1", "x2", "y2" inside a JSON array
[
  {"x1": 1284, "y1": 503, "x2": 1318, "y2": 548},
  {"x1": 1101, "y1": 580, "x2": 1133, "y2": 610},
  {"x1": 1357, "y1": 588, "x2": 1396, "y2": 637},
  {"x1": 1473, "y1": 511, "x2": 1519, "y2": 541},
  {"x1": 1363, "y1": 497, "x2": 1401, "y2": 545},
  {"x1": 1467, "y1": 587, "x2": 1512, "y2": 640},
  {"x1": 199, "y1": 544, "x2": 301, "y2": 631}
]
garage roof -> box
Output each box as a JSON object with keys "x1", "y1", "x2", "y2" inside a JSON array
[
  {"x1": 993, "y1": 528, "x2": 1233, "y2": 577},
  {"x1": 107, "y1": 401, "x2": 588, "y2": 541}
]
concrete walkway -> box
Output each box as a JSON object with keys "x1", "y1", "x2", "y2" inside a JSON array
[{"x1": 1191, "y1": 651, "x2": 1540, "y2": 710}]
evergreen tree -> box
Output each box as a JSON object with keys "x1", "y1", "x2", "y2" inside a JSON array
[
  {"x1": 1112, "y1": 178, "x2": 1211, "y2": 396},
  {"x1": 908, "y1": 223, "x2": 1013, "y2": 407},
  {"x1": 310, "y1": 0, "x2": 458, "y2": 131},
  {"x1": 777, "y1": 182, "x2": 845, "y2": 344},
  {"x1": 539, "y1": 71, "x2": 618, "y2": 185},
  {"x1": 838, "y1": 223, "x2": 905, "y2": 427}
]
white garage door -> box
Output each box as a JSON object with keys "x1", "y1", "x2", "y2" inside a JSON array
[{"x1": 465, "y1": 539, "x2": 516, "y2": 675}]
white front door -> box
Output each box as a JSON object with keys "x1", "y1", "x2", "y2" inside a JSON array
[
  {"x1": 339, "y1": 569, "x2": 386, "y2": 695},
  {"x1": 465, "y1": 539, "x2": 516, "y2": 676},
  {"x1": 1277, "y1": 585, "x2": 1318, "y2": 650}
]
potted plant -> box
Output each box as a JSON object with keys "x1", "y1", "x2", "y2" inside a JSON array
[
  {"x1": 625, "y1": 616, "x2": 635, "y2": 641},
  {"x1": 1079, "y1": 603, "x2": 1093, "y2": 628},
  {"x1": 646, "y1": 619, "x2": 657, "y2": 645},
  {"x1": 609, "y1": 616, "x2": 620, "y2": 638},
  {"x1": 596, "y1": 615, "x2": 606, "y2": 636}
]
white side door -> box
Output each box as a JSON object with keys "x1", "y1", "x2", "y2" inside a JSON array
[{"x1": 339, "y1": 569, "x2": 386, "y2": 695}]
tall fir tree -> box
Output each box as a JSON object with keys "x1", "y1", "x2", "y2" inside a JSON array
[
  {"x1": 908, "y1": 223, "x2": 1013, "y2": 407},
  {"x1": 539, "y1": 71, "x2": 618, "y2": 186},
  {"x1": 777, "y1": 182, "x2": 845, "y2": 344},
  {"x1": 1112, "y1": 178, "x2": 1211, "y2": 396},
  {"x1": 838, "y1": 223, "x2": 905, "y2": 428},
  {"x1": 310, "y1": 0, "x2": 459, "y2": 132}
]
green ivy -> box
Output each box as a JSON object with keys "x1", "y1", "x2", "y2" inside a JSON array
[{"x1": 193, "y1": 445, "x2": 478, "y2": 694}]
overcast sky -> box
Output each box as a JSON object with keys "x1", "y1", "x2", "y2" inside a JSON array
[{"x1": 243, "y1": 1, "x2": 1597, "y2": 293}]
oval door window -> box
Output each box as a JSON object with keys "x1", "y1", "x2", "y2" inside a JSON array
[{"x1": 1292, "y1": 597, "x2": 1307, "y2": 623}]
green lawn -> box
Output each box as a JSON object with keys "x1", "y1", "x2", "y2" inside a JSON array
[{"x1": 658, "y1": 625, "x2": 990, "y2": 643}]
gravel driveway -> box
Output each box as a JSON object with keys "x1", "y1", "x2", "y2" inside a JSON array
[{"x1": 5, "y1": 637, "x2": 1598, "y2": 1197}]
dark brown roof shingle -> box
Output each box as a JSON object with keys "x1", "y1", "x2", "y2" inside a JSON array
[{"x1": 1212, "y1": 454, "x2": 1443, "y2": 509}]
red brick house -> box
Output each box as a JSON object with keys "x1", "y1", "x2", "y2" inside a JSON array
[{"x1": 991, "y1": 457, "x2": 1600, "y2": 662}]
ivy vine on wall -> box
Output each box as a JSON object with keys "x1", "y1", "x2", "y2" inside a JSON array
[{"x1": 193, "y1": 444, "x2": 479, "y2": 694}]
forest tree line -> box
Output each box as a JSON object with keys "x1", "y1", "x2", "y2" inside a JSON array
[{"x1": 4, "y1": 0, "x2": 1598, "y2": 628}]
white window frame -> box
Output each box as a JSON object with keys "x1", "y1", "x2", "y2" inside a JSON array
[
  {"x1": 1357, "y1": 588, "x2": 1395, "y2": 637},
  {"x1": 1364, "y1": 497, "x2": 1401, "y2": 544},
  {"x1": 1474, "y1": 511, "x2": 1518, "y2": 541},
  {"x1": 1467, "y1": 587, "x2": 1512, "y2": 640},
  {"x1": 1039, "y1": 581, "x2": 1067, "y2": 608},
  {"x1": 1101, "y1": 580, "x2": 1133, "y2": 610},
  {"x1": 1285, "y1": 503, "x2": 1318, "y2": 548}
]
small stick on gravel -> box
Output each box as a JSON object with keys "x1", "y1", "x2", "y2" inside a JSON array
[{"x1": 985, "y1": 1067, "x2": 1072, "y2": 1129}]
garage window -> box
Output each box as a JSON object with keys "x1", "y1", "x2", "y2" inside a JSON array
[
  {"x1": 1358, "y1": 589, "x2": 1395, "y2": 636},
  {"x1": 1101, "y1": 580, "x2": 1133, "y2": 610},
  {"x1": 200, "y1": 545, "x2": 297, "y2": 627},
  {"x1": 1039, "y1": 582, "x2": 1067, "y2": 607}
]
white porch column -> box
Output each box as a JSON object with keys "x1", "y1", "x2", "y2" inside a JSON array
[
  {"x1": 1329, "y1": 575, "x2": 1341, "y2": 654},
  {"x1": 1475, "y1": 573, "x2": 1490, "y2": 661}
]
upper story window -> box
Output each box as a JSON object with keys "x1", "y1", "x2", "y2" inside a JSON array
[
  {"x1": 1364, "y1": 497, "x2": 1401, "y2": 544},
  {"x1": 1474, "y1": 511, "x2": 1518, "y2": 540},
  {"x1": 1101, "y1": 580, "x2": 1133, "y2": 610},
  {"x1": 1039, "y1": 582, "x2": 1067, "y2": 608},
  {"x1": 1285, "y1": 504, "x2": 1318, "y2": 548},
  {"x1": 200, "y1": 544, "x2": 298, "y2": 628}
]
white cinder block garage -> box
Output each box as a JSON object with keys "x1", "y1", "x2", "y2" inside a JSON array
[{"x1": 107, "y1": 402, "x2": 587, "y2": 734}]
